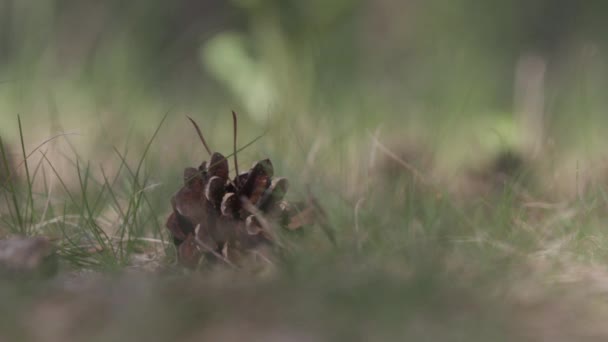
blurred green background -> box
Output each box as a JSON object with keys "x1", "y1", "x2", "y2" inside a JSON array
[
  {"x1": 1, "y1": 0, "x2": 607, "y2": 153},
  {"x1": 2, "y1": 3, "x2": 608, "y2": 340},
  {"x1": 0, "y1": 0, "x2": 606, "y2": 218}
]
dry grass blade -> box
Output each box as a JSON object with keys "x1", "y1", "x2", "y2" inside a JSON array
[
  {"x1": 287, "y1": 206, "x2": 316, "y2": 230},
  {"x1": 241, "y1": 199, "x2": 286, "y2": 249},
  {"x1": 354, "y1": 197, "x2": 365, "y2": 251},
  {"x1": 232, "y1": 111, "x2": 240, "y2": 186},
  {"x1": 308, "y1": 194, "x2": 336, "y2": 246},
  {"x1": 369, "y1": 133, "x2": 430, "y2": 184},
  {"x1": 5, "y1": 131, "x2": 81, "y2": 185},
  {"x1": 187, "y1": 115, "x2": 212, "y2": 156},
  {"x1": 193, "y1": 225, "x2": 238, "y2": 268}
]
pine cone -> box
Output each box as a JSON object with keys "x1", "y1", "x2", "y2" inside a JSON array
[{"x1": 165, "y1": 114, "x2": 301, "y2": 268}]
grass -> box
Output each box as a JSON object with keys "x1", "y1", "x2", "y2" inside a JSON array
[
  {"x1": 1, "y1": 104, "x2": 608, "y2": 341},
  {"x1": 0, "y1": 113, "x2": 169, "y2": 270}
]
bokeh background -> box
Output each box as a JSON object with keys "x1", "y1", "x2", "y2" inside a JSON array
[
  {"x1": 3, "y1": 2, "x2": 608, "y2": 341},
  {"x1": 1, "y1": 0, "x2": 608, "y2": 156}
]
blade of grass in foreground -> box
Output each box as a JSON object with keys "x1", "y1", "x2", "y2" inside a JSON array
[
  {"x1": 18, "y1": 116, "x2": 35, "y2": 235},
  {"x1": 0, "y1": 136, "x2": 23, "y2": 234},
  {"x1": 109, "y1": 113, "x2": 168, "y2": 261}
]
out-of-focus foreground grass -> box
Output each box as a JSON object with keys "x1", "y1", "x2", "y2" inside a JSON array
[{"x1": 2, "y1": 1, "x2": 608, "y2": 341}]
